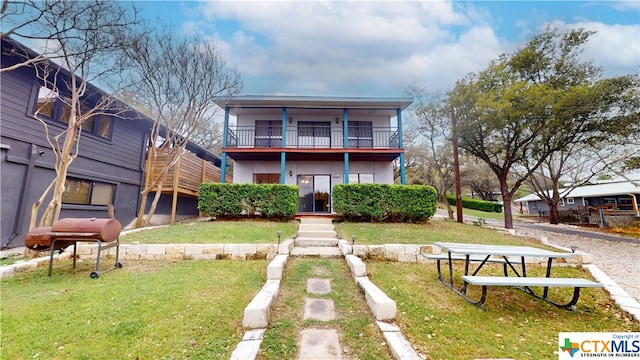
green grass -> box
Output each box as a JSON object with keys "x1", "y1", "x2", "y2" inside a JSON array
[
  {"x1": 121, "y1": 219, "x2": 298, "y2": 244},
  {"x1": 260, "y1": 258, "x2": 392, "y2": 359},
  {"x1": 336, "y1": 220, "x2": 538, "y2": 246},
  {"x1": 367, "y1": 261, "x2": 640, "y2": 359},
  {"x1": 1, "y1": 259, "x2": 267, "y2": 359}
]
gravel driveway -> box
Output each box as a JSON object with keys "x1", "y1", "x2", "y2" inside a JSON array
[{"x1": 512, "y1": 224, "x2": 640, "y2": 302}]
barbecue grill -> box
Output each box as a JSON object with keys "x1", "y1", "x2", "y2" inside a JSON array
[{"x1": 25, "y1": 217, "x2": 123, "y2": 278}]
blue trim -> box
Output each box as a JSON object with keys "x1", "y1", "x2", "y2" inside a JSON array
[
  {"x1": 397, "y1": 108, "x2": 406, "y2": 185},
  {"x1": 281, "y1": 107, "x2": 287, "y2": 184},
  {"x1": 343, "y1": 108, "x2": 349, "y2": 183},
  {"x1": 220, "y1": 107, "x2": 230, "y2": 182}
]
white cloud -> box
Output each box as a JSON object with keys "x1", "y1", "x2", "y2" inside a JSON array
[{"x1": 189, "y1": 1, "x2": 638, "y2": 96}]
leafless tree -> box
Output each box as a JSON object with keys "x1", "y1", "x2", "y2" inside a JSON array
[
  {"x1": 1, "y1": 0, "x2": 145, "y2": 227},
  {"x1": 121, "y1": 27, "x2": 243, "y2": 228}
]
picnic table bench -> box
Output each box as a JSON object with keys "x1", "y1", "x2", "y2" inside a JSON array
[{"x1": 429, "y1": 242, "x2": 603, "y2": 310}]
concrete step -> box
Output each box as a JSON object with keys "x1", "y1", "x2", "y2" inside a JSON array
[
  {"x1": 295, "y1": 238, "x2": 339, "y2": 247},
  {"x1": 298, "y1": 223, "x2": 335, "y2": 231},
  {"x1": 298, "y1": 217, "x2": 333, "y2": 225},
  {"x1": 290, "y1": 247, "x2": 343, "y2": 258},
  {"x1": 297, "y1": 230, "x2": 337, "y2": 238}
]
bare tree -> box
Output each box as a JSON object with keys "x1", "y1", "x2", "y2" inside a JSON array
[
  {"x1": 121, "y1": 27, "x2": 242, "y2": 228},
  {"x1": 1, "y1": 0, "x2": 144, "y2": 227}
]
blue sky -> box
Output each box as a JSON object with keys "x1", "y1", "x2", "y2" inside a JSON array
[{"x1": 118, "y1": 1, "x2": 640, "y2": 96}]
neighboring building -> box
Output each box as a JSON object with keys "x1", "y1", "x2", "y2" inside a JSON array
[
  {"x1": 514, "y1": 179, "x2": 640, "y2": 216},
  {"x1": 215, "y1": 95, "x2": 412, "y2": 214},
  {"x1": 1, "y1": 37, "x2": 223, "y2": 249}
]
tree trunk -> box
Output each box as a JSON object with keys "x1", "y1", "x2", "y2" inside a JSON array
[
  {"x1": 549, "y1": 202, "x2": 560, "y2": 224},
  {"x1": 441, "y1": 191, "x2": 454, "y2": 220},
  {"x1": 499, "y1": 178, "x2": 514, "y2": 229}
]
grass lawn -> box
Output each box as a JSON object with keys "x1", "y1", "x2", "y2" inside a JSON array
[
  {"x1": 335, "y1": 219, "x2": 538, "y2": 246},
  {"x1": 367, "y1": 261, "x2": 640, "y2": 359},
  {"x1": 120, "y1": 219, "x2": 298, "y2": 244},
  {"x1": 1, "y1": 259, "x2": 267, "y2": 359},
  {"x1": 260, "y1": 258, "x2": 392, "y2": 359}
]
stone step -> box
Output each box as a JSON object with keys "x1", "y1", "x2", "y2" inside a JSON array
[
  {"x1": 291, "y1": 247, "x2": 343, "y2": 258},
  {"x1": 298, "y1": 223, "x2": 335, "y2": 231},
  {"x1": 297, "y1": 230, "x2": 337, "y2": 238},
  {"x1": 298, "y1": 217, "x2": 333, "y2": 225},
  {"x1": 295, "y1": 237, "x2": 339, "y2": 247}
]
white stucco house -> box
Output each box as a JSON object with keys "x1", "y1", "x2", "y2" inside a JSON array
[{"x1": 214, "y1": 95, "x2": 412, "y2": 214}]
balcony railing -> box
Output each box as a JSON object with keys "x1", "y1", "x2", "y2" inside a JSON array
[{"x1": 226, "y1": 126, "x2": 400, "y2": 149}]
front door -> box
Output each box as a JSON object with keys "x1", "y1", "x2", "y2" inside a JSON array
[{"x1": 298, "y1": 175, "x2": 331, "y2": 213}]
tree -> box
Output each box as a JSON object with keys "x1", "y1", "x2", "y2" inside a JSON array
[
  {"x1": 407, "y1": 85, "x2": 456, "y2": 219},
  {"x1": 460, "y1": 159, "x2": 499, "y2": 201},
  {"x1": 1, "y1": 0, "x2": 144, "y2": 227},
  {"x1": 121, "y1": 26, "x2": 243, "y2": 228},
  {"x1": 449, "y1": 27, "x2": 639, "y2": 229}
]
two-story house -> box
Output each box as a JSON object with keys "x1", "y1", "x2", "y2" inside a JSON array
[
  {"x1": 1, "y1": 37, "x2": 224, "y2": 249},
  {"x1": 215, "y1": 95, "x2": 412, "y2": 214}
]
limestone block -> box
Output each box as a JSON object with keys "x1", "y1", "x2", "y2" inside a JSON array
[
  {"x1": 166, "y1": 244, "x2": 185, "y2": 255},
  {"x1": 125, "y1": 245, "x2": 146, "y2": 255},
  {"x1": 184, "y1": 244, "x2": 204, "y2": 255},
  {"x1": 420, "y1": 245, "x2": 438, "y2": 254},
  {"x1": 346, "y1": 255, "x2": 367, "y2": 277},
  {"x1": 416, "y1": 254, "x2": 431, "y2": 264},
  {"x1": 0, "y1": 266, "x2": 15, "y2": 278},
  {"x1": 404, "y1": 245, "x2": 421, "y2": 256},
  {"x1": 357, "y1": 277, "x2": 396, "y2": 321},
  {"x1": 384, "y1": 244, "x2": 405, "y2": 258},
  {"x1": 203, "y1": 244, "x2": 224, "y2": 255},
  {"x1": 146, "y1": 244, "x2": 166, "y2": 255},
  {"x1": 122, "y1": 253, "x2": 141, "y2": 261},
  {"x1": 278, "y1": 239, "x2": 293, "y2": 254},
  {"x1": 369, "y1": 245, "x2": 385, "y2": 261},
  {"x1": 352, "y1": 245, "x2": 369, "y2": 257},
  {"x1": 257, "y1": 244, "x2": 277, "y2": 259},
  {"x1": 237, "y1": 244, "x2": 257, "y2": 260},
  {"x1": 13, "y1": 261, "x2": 38, "y2": 273},
  {"x1": 267, "y1": 254, "x2": 288, "y2": 280},
  {"x1": 243, "y1": 280, "x2": 280, "y2": 328},
  {"x1": 230, "y1": 340, "x2": 262, "y2": 360},
  {"x1": 75, "y1": 245, "x2": 94, "y2": 255},
  {"x1": 192, "y1": 254, "x2": 220, "y2": 260},
  {"x1": 382, "y1": 331, "x2": 422, "y2": 360}
]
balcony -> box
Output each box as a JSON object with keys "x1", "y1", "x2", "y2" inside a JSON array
[
  {"x1": 224, "y1": 126, "x2": 402, "y2": 162},
  {"x1": 227, "y1": 126, "x2": 400, "y2": 149}
]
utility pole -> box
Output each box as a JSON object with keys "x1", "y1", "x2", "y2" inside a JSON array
[{"x1": 451, "y1": 107, "x2": 463, "y2": 223}]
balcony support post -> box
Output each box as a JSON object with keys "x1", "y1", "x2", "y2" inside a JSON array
[
  {"x1": 280, "y1": 107, "x2": 287, "y2": 184},
  {"x1": 220, "y1": 106, "x2": 230, "y2": 183},
  {"x1": 397, "y1": 108, "x2": 406, "y2": 185},
  {"x1": 343, "y1": 108, "x2": 349, "y2": 183}
]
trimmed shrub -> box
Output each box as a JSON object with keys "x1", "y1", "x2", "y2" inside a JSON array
[
  {"x1": 446, "y1": 195, "x2": 503, "y2": 213},
  {"x1": 198, "y1": 183, "x2": 298, "y2": 219},
  {"x1": 333, "y1": 184, "x2": 437, "y2": 222}
]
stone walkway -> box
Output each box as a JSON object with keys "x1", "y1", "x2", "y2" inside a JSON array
[{"x1": 300, "y1": 277, "x2": 341, "y2": 359}]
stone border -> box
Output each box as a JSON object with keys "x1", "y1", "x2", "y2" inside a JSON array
[{"x1": 0, "y1": 251, "x2": 72, "y2": 279}]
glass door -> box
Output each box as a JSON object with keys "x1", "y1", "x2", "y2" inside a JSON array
[{"x1": 298, "y1": 175, "x2": 331, "y2": 213}]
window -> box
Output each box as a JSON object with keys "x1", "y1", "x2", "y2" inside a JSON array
[
  {"x1": 297, "y1": 121, "x2": 331, "y2": 147},
  {"x1": 348, "y1": 121, "x2": 373, "y2": 148},
  {"x1": 253, "y1": 173, "x2": 280, "y2": 184},
  {"x1": 559, "y1": 199, "x2": 565, "y2": 206},
  {"x1": 254, "y1": 120, "x2": 282, "y2": 147},
  {"x1": 566, "y1": 198, "x2": 574, "y2": 205},
  {"x1": 348, "y1": 173, "x2": 374, "y2": 184},
  {"x1": 62, "y1": 178, "x2": 115, "y2": 205},
  {"x1": 31, "y1": 84, "x2": 113, "y2": 140}
]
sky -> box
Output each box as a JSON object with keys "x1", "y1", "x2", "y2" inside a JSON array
[{"x1": 134, "y1": 0, "x2": 640, "y2": 97}]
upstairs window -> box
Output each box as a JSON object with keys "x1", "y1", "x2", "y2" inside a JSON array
[{"x1": 31, "y1": 84, "x2": 114, "y2": 140}]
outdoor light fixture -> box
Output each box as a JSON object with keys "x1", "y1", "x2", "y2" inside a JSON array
[
  {"x1": 277, "y1": 230, "x2": 282, "y2": 248},
  {"x1": 289, "y1": 170, "x2": 293, "y2": 177},
  {"x1": 289, "y1": 117, "x2": 293, "y2": 124},
  {"x1": 351, "y1": 235, "x2": 356, "y2": 245},
  {"x1": 335, "y1": 118, "x2": 339, "y2": 124}
]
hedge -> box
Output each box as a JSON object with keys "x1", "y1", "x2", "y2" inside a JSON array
[
  {"x1": 332, "y1": 184, "x2": 437, "y2": 222},
  {"x1": 446, "y1": 195, "x2": 503, "y2": 213},
  {"x1": 198, "y1": 183, "x2": 298, "y2": 219}
]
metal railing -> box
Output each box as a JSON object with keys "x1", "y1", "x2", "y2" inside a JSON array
[{"x1": 226, "y1": 126, "x2": 400, "y2": 149}]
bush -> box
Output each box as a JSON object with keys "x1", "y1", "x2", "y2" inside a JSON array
[
  {"x1": 446, "y1": 195, "x2": 503, "y2": 213},
  {"x1": 333, "y1": 184, "x2": 437, "y2": 222},
  {"x1": 198, "y1": 183, "x2": 298, "y2": 219}
]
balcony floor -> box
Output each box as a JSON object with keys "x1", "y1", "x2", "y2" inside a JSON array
[{"x1": 223, "y1": 147, "x2": 403, "y2": 161}]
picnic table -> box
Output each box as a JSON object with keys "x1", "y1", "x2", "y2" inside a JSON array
[{"x1": 425, "y1": 242, "x2": 602, "y2": 310}]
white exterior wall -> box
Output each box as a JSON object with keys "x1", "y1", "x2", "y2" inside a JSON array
[{"x1": 233, "y1": 160, "x2": 394, "y2": 185}]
